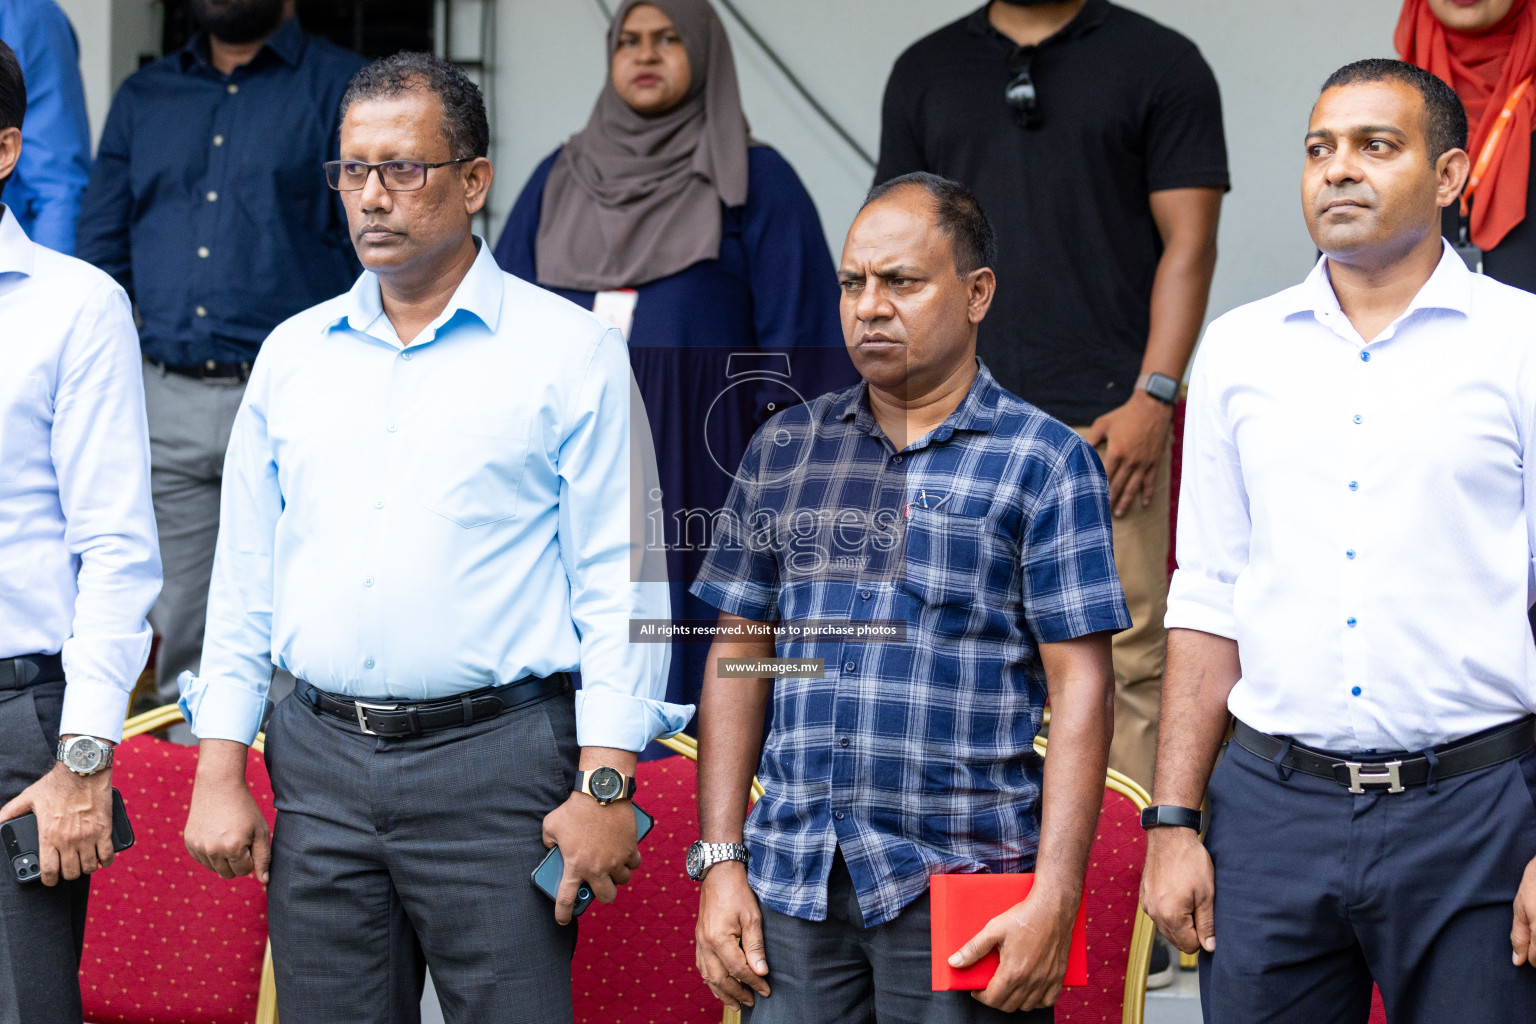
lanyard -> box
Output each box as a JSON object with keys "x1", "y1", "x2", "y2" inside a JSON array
[{"x1": 1461, "y1": 74, "x2": 1533, "y2": 219}]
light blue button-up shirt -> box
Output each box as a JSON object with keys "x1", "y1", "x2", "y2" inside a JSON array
[{"x1": 180, "y1": 240, "x2": 691, "y2": 748}]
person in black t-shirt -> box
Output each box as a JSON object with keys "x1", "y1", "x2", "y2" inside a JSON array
[{"x1": 877, "y1": 0, "x2": 1228, "y2": 805}]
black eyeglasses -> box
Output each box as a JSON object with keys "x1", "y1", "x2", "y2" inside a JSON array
[
  {"x1": 324, "y1": 158, "x2": 473, "y2": 192},
  {"x1": 1005, "y1": 48, "x2": 1040, "y2": 129}
]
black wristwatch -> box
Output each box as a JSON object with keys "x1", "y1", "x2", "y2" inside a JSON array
[
  {"x1": 1135, "y1": 371, "x2": 1180, "y2": 405},
  {"x1": 574, "y1": 766, "x2": 637, "y2": 805},
  {"x1": 1139, "y1": 805, "x2": 1204, "y2": 832}
]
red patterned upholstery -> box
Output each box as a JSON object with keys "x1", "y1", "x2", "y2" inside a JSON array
[
  {"x1": 80, "y1": 734, "x2": 276, "y2": 1024},
  {"x1": 1370, "y1": 986, "x2": 1387, "y2": 1023},
  {"x1": 1054, "y1": 780, "x2": 1151, "y2": 1023},
  {"x1": 572, "y1": 754, "x2": 721, "y2": 1023}
]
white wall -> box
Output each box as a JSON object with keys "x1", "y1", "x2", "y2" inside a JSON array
[{"x1": 485, "y1": 0, "x2": 1401, "y2": 325}]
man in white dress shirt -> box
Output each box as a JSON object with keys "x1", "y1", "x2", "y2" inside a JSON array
[
  {"x1": 178, "y1": 54, "x2": 689, "y2": 1023},
  {"x1": 1140, "y1": 59, "x2": 1536, "y2": 1023},
  {"x1": 0, "y1": 39, "x2": 161, "y2": 1024}
]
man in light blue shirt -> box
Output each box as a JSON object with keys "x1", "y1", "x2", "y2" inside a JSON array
[
  {"x1": 0, "y1": 0, "x2": 89, "y2": 254},
  {"x1": 0, "y1": 40, "x2": 161, "y2": 1024},
  {"x1": 179, "y1": 54, "x2": 689, "y2": 1023}
]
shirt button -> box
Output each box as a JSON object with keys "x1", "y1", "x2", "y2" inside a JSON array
[
  {"x1": 892, "y1": 455, "x2": 903, "y2": 464},
  {"x1": 1360, "y1": 351, "x2": 1371, "y2": 362},
  {"x1": 195, "y1": 305, "x2": 208, "y2": 317},
  {"x1": 207, "y1": 191, "x2": 219, "y2": 203},
  {"x1": 1353, "y1": 414, "x2": 1363, "y2": 425},
  {"x1": 213, "y1": 134, "x2": 224, "y2": 147},
  {"x1": 833, "y1": 810, "x2": 846, "y2": 821},
  {"x1": 839, "y1": 736, "x2": 850, "y2": 748},
  {"x1": 1346, "y1": 549, "x2": 1356, "y2": 559},
  {"x1": 364, "y1": 658, "x2": 375, "y2": 669},
  {"x1": 227, "y1": 83, "x2": 239, "y2": 95},
  {"x1": 363, "y1": 576, "x2": 375, "y2": 587},
  {"x1": 860, "y1": 590, "x2": 872, "y2": 601},
  {"x1": 1346, "y1": 616, "x2": 1357, "y2": 627},
  {"x1": 197, "y1": 246, "x2": 210, "y2": 258},
  {"x1": 401, "y1": 351, "x2": 413, "y2": 361},
  {"x1": 386, "y1": 423, "x2": 398, "y2": 433},
  {"x1": 844, "y1": 662, "x2": 856, "y2": 673},
  {"x1": 374, "y1": 500, "x2": 385, "y2": 509},
  {"x1": 1349, "y1": 481, "x2": 1359, "y2": 491},
  {"x1": 1351, "y1": 685, "x2": 1362, "y2": 697}
]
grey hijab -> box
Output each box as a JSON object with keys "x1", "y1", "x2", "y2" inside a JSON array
[{"x1": 533, "y1": 0, "x2": 750, "y2": 292}]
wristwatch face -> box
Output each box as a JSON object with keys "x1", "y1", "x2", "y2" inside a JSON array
[
  {"x1": 1145, "y1": 373, "x2": 1179, "y2": 404},
  {"x1": 62, "y1": 737, "x2": 106, "y2": 774},
  {"x1": 686, "y1": 841, "x2": 706, "y2": 881},
  {"x1": 589, "y1": 766, "x2": 625, "y2": 803}
]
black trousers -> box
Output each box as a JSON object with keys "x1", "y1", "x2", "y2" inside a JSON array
[
  {"x1": 263, "y1": 689, "x2": 580, "y2": 1024},
  {"x1": 0, "y1": 680, "x2": 89, "y2": 1024},
  {"x1": 1201, "y1": 737, "x2": 1536, "y2": 1023},
  {"x1": 744, "y1": 851, "x2": 1053, "y2": 1024}
]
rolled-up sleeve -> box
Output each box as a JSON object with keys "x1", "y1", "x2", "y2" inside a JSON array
[
  {"x1": 1165, "y1": 330, "x2": 1249, "y2": 639},
  {"x1": 559, "y1": 329, "x2": 693, "y2": 750},
  {"x1": 54, "y1": 284, "x2": 161, "y2": 741},
  {"x1": 177, "y1": 356, "x2": 283, "y2": 745}
]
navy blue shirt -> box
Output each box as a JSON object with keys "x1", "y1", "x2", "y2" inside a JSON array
[
  {"x1": 76, "y1": 18, "x2": 365, "y2": 365},
  {"x1": 691, "y1": 362, "x2": 1129, "y2": 924}
]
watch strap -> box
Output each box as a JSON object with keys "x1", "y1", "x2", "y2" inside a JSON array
[
  {"x1": 691, "y1": 841, "x2": 749, "y2": 880},
  {"x1": 1140, "y1": 804, "x2": 1204, "y2": 832}
]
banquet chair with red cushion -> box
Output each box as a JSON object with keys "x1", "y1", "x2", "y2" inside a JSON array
[
  {"x1": 1037, "y1": 736, "x2": 1157, "y2": 1024},
  {"x1": 78, "y1": 704, "x2": 277, "y2": 1024}
]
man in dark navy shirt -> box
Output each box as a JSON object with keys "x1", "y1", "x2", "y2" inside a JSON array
[{"x1": 76, "y1": 0, "x2": 363, "y2": 711}]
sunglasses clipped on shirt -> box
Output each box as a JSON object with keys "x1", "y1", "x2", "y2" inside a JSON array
[
  {"x1": 1005, "y1": 47, "x2": 1041, "y2": 129},
  {"x1": 323, "y1": 158, "x2": 473, "y2": 192}
]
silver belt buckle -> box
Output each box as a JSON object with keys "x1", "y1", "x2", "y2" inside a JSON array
[
  {"x1": 353, "y1": 700, "x2": 398, "y2": 736},
  {"x1": 1344, "y1": 759, "x2": 1404, "y2": 794}
]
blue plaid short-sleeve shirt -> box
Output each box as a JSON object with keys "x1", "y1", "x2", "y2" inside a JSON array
[{"x1": 690, "y1": 361, "x2": 1130, "y2": 926}]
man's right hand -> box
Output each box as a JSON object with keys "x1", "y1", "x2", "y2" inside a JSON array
[
  {"x1": 183, "y1": 739, "x2": 270, "y2": 884},
  {"x1": 1141, "y1": 826, "x2": 1216, "y2": 956},
  {"x1": 695, "y1": 861, "x2": 771, "y2": 1011}
]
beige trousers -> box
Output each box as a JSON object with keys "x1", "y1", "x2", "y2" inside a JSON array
[{"x1": 1069, "y1": 430, "x2": 1171, "y2": 793}]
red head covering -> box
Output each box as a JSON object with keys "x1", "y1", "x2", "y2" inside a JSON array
[{"x1": 1396, "y1": 0, "x2": 1536, "y2": 250}]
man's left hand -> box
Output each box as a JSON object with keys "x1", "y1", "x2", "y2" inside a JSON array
[
  {"x1": 947, "y1": 884, "x2": 1078, "y2": 1013},
  {"x1": 1513, "y1": 855, "x2": 1536, "y2": 967},
  {"x1": 541, "y1": 792, "x2": 641, "y2": 926},
  {"x1": 1080, "y1": 391, "x2": 1172, "y2": 517}
]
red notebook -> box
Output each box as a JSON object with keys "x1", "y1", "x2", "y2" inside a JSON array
[{"x1": 930, "y1": 873, "x2": 1089, "y2": 991}]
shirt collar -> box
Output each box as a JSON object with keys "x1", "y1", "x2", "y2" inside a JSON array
[
  {"x1": 329, "y1": 237, "x2": 503, "y2": 345},
  {"x1": 0, "y1": 205, "x2": 36, "y2": 279},
  {"x1": 837, "y1": 358, "x2": 1002, "y2": 446},
  {"x1": 965, "y1": 0, "x2": 1110, "y2": 46},
  {"x1": 1286, "y1": 239, "x2": 1472, "y2": 325},
  {"x1": 180, "y1": 16, "x2": 306, "y2": 74}
]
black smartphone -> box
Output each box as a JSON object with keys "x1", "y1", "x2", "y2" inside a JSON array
[
  {"x1": 530, "y1": 801, "x2": 654, "y2": 918},
  {"x1": 1, "y1": 788, "x2": 135, "y2": 883}
]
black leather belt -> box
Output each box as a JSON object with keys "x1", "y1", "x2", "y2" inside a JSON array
[
  {"x1": 149, "y1": 358, "x2": 252, "y2": 382},
  {"x1": 0, "y1": 653, "x2": 65, "y2": 691},
  {"x1": 1233, "y1": 716, "x2": 1536, "y2": 793},
  {"x1": 300, "y1": 673, "x2": 570, "y2": 738}
]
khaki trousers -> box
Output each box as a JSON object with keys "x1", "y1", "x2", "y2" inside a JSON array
[{"x1": 1070, "y1": 430, "x2": 1171, "y2": 793}]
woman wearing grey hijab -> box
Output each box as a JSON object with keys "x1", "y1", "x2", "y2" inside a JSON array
[{"x1": 494, "y1": 0, "x2": 850, "y2": 718}]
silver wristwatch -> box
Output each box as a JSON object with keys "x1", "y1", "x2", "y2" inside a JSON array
[
  {"x1": 686, "y1": 840, "x2": 749, "y2": 881},
  {"x1": 56, "y1": 736, "x2": 114, "y2": 776}
]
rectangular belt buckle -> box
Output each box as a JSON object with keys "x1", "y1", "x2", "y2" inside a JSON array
[
  {"x1": 1344, "y1": 759, "x2": 1404, "y2": 794},
  {"x1": 353, "y1": 700, "x2": 398, "y2": 736}
]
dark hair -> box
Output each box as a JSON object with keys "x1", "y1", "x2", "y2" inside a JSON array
[
  {"x1": 1320, "y1": 58, "x2": 1468, "y2": 164},
  {"x1": 0, "y1": 39, "x2": 23, "y2": 197},
  {"x1": 861, "y1": 172, "x2": 998, "y2": 277},
  {"x1": 340, "y1": 52, "x2": 489, "y2": 160}
]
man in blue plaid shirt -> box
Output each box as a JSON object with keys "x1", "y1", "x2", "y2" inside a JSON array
[{"x1": 689, "y1": 172, "x2": 1130, "y2": 1022}]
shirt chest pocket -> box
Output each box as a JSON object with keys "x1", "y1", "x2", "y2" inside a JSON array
[
  {"x1": 418, "y1": 414, "x2": 532, "y2": 529},
  {"x1": 897, "y1": 505, "x2": 1000, "y2": 609}
]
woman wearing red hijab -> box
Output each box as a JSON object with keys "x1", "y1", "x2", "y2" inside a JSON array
[{"x1": 1398, "y1": 0, "x2": 1536, "y2": 290}]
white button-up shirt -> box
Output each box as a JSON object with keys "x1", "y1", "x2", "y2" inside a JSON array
[
  {"x1": 1167, "y1": 242, "x2": 1536, "y2": 751},
  {"x1": 180, "y1": 240, "x2": 690, "y2": 748},
  {"x1": 0, "y1": 205, "x2": 160, "y2": 742}
]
